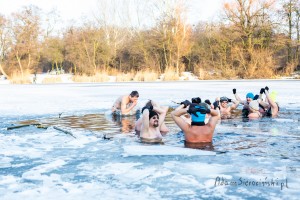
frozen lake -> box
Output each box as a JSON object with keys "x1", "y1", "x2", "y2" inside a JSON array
[{"x1": 0, "y1": 80, "x2": 300, "y2": 199}]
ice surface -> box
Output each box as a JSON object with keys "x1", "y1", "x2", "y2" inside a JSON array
[{"x1": 0, "y1": 80, "x2": 299, "y2": 199}]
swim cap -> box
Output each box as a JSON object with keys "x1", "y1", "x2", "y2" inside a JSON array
[
  {"x1": 269, "y1": 91, "x2": 278, "y2": 102},
  {"x1": 249, "y1": 100, "x2": 259, "y2": 111},
  {"x1": 149, "y1": 110, "x2": 159, "y2": 119},
  {"x1": 220, "y1": 97, "x2": 228, "y2": 103},
  {"x1": 198, "y1": 103, "x2": 210, "y2": 110},
  {"x1": 246, "y1": 93, "x2": 254, "y2": 99},
  {"x1": 190, "y1": 104, "x2": 206, "y2": 126}
]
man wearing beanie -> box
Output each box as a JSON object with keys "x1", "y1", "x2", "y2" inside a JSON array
[
  {"x1": 171, "y1": 100, "x2": 220, "y2": 143},
  {"x1": 139, "y1": 101, "x2": 169, "y2": 143},
  {"x1": 135, "y1": 100, "x2": 169, "y2": 135}
]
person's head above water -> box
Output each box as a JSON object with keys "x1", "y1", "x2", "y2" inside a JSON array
[
  {"x1": 246, "y1": 92, "x2": 254, "y2": 102},
  {"x1": 129, "y1": 91, "x2": 139, "y2": 102},
  {"x1": 191, "y1": 97, "x2": 201, "y2": 104},
  {"x1": 220, "y1": 97, "x2": 228, "y2": 103},
  {"x1": 188, "y1": 103, "x2": 210, "y2": 126},
  {"x1": 249, "y1": 100, "x2": 259, "y2": 111},
  {"x1": 142, "y1": 105, "x2": 159, "y2": 121},
  {"x1": 130, "y1": 91, "x2": 139, "y2": 97}
]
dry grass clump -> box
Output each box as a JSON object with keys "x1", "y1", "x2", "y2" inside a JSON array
[
  {"x1": 72, "y1": 72, "x2": 110, "y2": 82},
  {"x1": 163, "y1": 67, "x2": 180, "y2": 81},
  {"x1": 115, "y1": 72, "x2": 134, "y2": 82},
  {"x1": 42, "y1": 76, "x2": 62, "y2": 84},
  {"x1": 284, "y1": 61, "x2": 298, "y2": 76},
  {"x1": 194, "y1": 67, "x2": 221, "y2": 80},
  {"x1": 220, "y1": 67, "x2": 238, "y2": 79},
  {"x1": 133, "y1": 70, "x2": 159, "y2": 81},
  {"x1": 9, "y1": 71, "x2": 32, "y2": 84}
]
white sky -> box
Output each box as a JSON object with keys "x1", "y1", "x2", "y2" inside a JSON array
[{"x1": 0, "y1": 0, "x2": 224, "y2": 26}]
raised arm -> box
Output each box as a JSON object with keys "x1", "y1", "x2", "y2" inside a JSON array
[
  {"x1": 148, "y1": 100, "x2": 168, "y2": 127},
  {"x1": 141, "y1": 109, "x2": 150, "y2": 136},
  {"x1": 207, "y1": 108, "x2": 220, "y2": 128},
  {"x1": 171, "y1": 104, "x2": 190, "y2": 132},
  {"x1": 257, "y1": 88, "x2": 268, "y2": 108},
  {"x1": 121, "y1": 96, "x2": 137, "y2": 114},
  {"x1": 264, "y1": 89, "x2": 278, "y2": 116},
  {"x1": 229, "y1": 99, "x2": 240, "y2": 110},
  {"x1": 233, "y1": 88, "x2": 242, "y2": 102}
]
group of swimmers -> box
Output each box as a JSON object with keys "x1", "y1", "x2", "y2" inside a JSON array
[{"x1": 111, "y1": 87, "x2": 279, "y2": 144}]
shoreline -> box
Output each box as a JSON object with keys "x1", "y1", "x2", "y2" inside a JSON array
[{"x1": 0, "y1": 73, "x2": 299, "y2": 85}]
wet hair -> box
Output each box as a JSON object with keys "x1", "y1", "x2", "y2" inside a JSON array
[{"x1": 130, "y1": 91, "x2": 139, "y2": 97}]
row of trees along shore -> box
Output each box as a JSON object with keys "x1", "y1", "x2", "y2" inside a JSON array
[{"x1": 0, "y1": 0, "x2": 300, "y2": 83}]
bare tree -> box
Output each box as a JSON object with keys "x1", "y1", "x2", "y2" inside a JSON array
[
  {"x1": 9, "y1": 6, "x2": 42, "y2": 78},
  {"x1": 0, "y1": 15, "x2": 10, "y2": 77}
]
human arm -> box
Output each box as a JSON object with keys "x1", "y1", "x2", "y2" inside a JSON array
[
  {"x1": 148, "y1": 100, "x2": 168, "y2": 127},
  {"x1": 207, "y1": 108, "x2": 220, "y2": 128},
  {"x1": 264, "y1": 89, "x2": 278, "y2": 116},
  {"x1": 171, "y1": 104, "x2": 190, "y2": 132},
  {"x1": 121, "y1": 96, "x2": 138, "y2": 114},
  {"x1": 229, "y1": 98, "x2": 240, "y2": 110},
  {"x1": 141, "y1": 109, "x2": 150, "y2": 136},
  {"x1": 258, "y1": 88, "x2": 268, "y2": 108},
  {"x1": 233, "y1": 88, "x2": 243, "y2": 104}
]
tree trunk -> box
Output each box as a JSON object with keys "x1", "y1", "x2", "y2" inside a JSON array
[
  {"x1": 0, "y1": 63, "x2": 9, "y2": 78},
  {"x1": 16, "y1": 51, "x2": 24, "y2": 78}
]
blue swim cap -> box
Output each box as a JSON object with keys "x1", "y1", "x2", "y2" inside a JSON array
[{"x1": 246, "y1": 93, "x2": 254, "y2": 99}]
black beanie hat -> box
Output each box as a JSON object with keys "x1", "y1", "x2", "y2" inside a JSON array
[{"x1": 149, "y1": 110, "x2": 159, "y2": 119}]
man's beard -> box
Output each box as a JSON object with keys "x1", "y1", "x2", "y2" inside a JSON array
[{"x1": 153, "y1": 121, "x2": 159, "y2": 127}]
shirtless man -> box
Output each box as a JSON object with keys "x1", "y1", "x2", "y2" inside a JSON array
[
  {"x1": 216, "y1": 97, "x2": 239, "y2": 119},
  {"x1": 135, "y1": 100, "x2": 169, "y2": 134},
  {"x1": 139, "y1": 104, "x2": 168, "y2": 143},
  {"x1": 171, "y1": 101, "x2": 220, "y2": 143},
  {"x1": 112, "y1": 91, "x2": 139, "y2": 115},
  {"x1": 233, "y1": 88, "x2": 254, "y2": 117}
]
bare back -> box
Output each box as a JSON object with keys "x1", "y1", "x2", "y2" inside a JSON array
[{"x1": 184, "y1": 125, "x2": 214, "y2": 143}]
